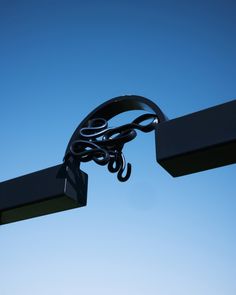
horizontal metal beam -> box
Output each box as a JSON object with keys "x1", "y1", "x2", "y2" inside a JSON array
[
  {"x1": 1, "y1": 96, "x2": 235, "y2": 226},
  {"x1": 156, "y1": 99, "x2": 236, "y2": 176},
  {"x1": 0, "y1": 163, "x2": 88, "y2": 225}
]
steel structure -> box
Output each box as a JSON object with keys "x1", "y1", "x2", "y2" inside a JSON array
[{"x1": 1, "y1": 95, "x2": 236, "y2": 225}]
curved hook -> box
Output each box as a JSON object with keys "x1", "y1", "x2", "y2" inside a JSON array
[
  {"x1": 108, "y1": 153, "x2": 121, "y2": 173},
  {"x1": 117, "y1": 153, "x2": 132, "y2": 182}
]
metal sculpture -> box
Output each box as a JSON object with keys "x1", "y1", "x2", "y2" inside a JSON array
[
  {"x1": 1, "y1": 95, "x2": 236, "y2": 225},
  {"x1": 64, "y1": 95, "x2": 167, "y2": 182}
]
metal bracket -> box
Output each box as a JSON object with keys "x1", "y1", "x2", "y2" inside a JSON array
[
  {"x1": 1, "y1": 95, "x2": 236, "y2": 225},
  {"x1": 64, "y1": 95, "x2": 167, "y2": 182}
]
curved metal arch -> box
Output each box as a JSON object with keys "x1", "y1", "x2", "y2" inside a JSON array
[
  {"x1": 65, "y1": 95, "x2": 167, "y2": 154},
  {"x1": 64, "y1": 95, "x2": 167, "y2": 182}
]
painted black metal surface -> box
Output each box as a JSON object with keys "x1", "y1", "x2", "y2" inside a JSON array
[
  {"x1": 64, "y1": 95, "x2": 167, "y2": 182},
  {"x1": 0, "y1": 162, "x2": 87, "y2": 225},
  {"x1": 0, "y1": 95, "x2": 166, "y2": 224},
  {"x1": 156, "y1": 99, "x2": 236, "y2": 176},
  {"x1": 1, "y1": 94, "x2": 236, "y2": 225}
]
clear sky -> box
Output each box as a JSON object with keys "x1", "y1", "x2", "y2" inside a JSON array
[{"x1": 0, "y1": 1, "x2": 236, "y2": 294}]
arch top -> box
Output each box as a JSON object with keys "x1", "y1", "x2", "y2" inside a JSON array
[{"x1": 65, "y1": 95, "x2": 167, "y2": 156}]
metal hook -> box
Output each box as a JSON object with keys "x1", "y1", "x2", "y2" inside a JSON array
[
  {"x1": 108, "y1": 153, "x2": 121, "y2": 173},
  {"x1": 117, "y1": 153, "x2": 132, "y2": 182},
  {"x1": 117, "y1": 162, "x2": 132, "y2": 182}
]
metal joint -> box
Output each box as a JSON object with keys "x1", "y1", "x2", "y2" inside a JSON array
[{"x1": 64, "y1": 95, "x2": 167, "y2": 182}]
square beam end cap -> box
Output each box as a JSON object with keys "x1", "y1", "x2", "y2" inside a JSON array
[
  {"x1": 0, "y1": 164, "x2": 88, "y2": 225},
  {"x1": 156, "y1": 99, "x2": 236, "y2": 176}
]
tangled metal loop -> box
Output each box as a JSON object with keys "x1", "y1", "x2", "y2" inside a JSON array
[{"x1": 65, "y1": 113, "x2": 159, "y2": 182}]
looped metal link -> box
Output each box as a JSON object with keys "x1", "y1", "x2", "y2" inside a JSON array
[
  {"x1": 132, "y1": 113, "x2": 159, "y2": 132},
  {"x1": 70, "y1": 140, "x2": 110, "y2": 165},
  {"x1": 66, "y1": 113, "x2": 159, "y2": 182},
  {"x1": 80, "y1": 118, "x2": 109, "y2": 138}
]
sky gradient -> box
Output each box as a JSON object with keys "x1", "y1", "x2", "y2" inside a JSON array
[{"x1": 0, "y1": 1, "x2": 236, "y2": 294}]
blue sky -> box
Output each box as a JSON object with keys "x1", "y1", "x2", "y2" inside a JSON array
[{"x1": 0, "y1": 1, "x2": 236, "y2": 294}]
